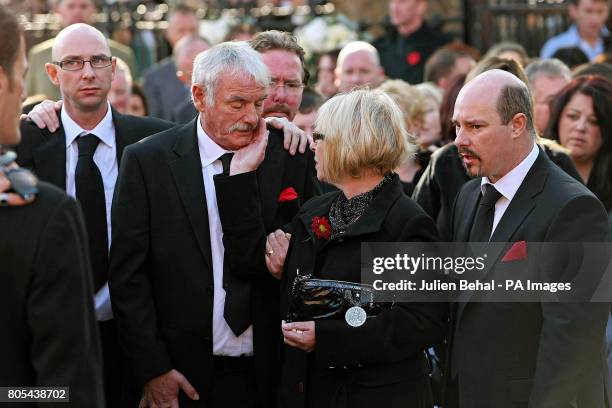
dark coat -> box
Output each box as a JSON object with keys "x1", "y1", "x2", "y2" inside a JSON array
[
  {"x1": 278, "y1": 174, "x2": 447, "y2": 408},
  {"x1": 143, "y1": 58, "x2": 190, "y2": 121},
  {"x1": 0, "y1": 182, "x2": 104, "y2": 407},
  {"x1": 373, "y1": 23, "x2": 452, "y2": 84},
  {"x1": 109, "y1": 120, "x2": 319, "y2": 407},
  {"x1": 446, "y1": 147, "x2": 611, "y2": 408}
]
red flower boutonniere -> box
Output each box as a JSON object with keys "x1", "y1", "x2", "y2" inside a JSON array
[
  {"x1": 279, "y1": 187, "x2": 299, "y2": 202},
  {"x1": 311, "y1": 216, "x2": 331, "y2": 240},
  {"x1": 406, "y1": 51, "x2": 421, "y2": 66}
]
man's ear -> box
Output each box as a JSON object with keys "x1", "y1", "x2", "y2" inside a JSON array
[
  {"x1": 511, "y1": 112, "x2": 528, "y2": 138},
  {"x1": 191, "y1": 83, "x2": 206, "y2": 112},
  {"x1": 45, "y1": 62, "x2": 60, "y2": 86}
]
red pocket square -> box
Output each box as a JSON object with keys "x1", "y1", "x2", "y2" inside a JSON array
[
  {"x1": 501, "y1": 241, "x2": 527, "y2": 262},
  {"x1": 278, "y1": 187, "x2": 298, "y2": 202}
]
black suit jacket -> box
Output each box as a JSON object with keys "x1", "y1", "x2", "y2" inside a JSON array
[
  {"x1": 109, "y1": 120, "x2": 319, "y2": 407},
  {"x1": 0, "y1": 182, "x2": 104, "y2": 407},
  {"x1": 144, "y1": 58, "x2": 190, "y2": 121},
  {"x1": 446, "y1": 147, "x2": 611, "y2": 408},
  {"x1": 272, "y1": 175, "x2": 446, "y2": 408},
  {"x1": 15, "y1": 108, "x2": 174, "y2": 189}
]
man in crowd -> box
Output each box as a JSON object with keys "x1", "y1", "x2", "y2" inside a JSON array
[
  {"x1": 541, "y1": 0, "x2": 610, "y2": 61},
  {"x1": 144, "y1": 4, "x2": 199, "y2": 120},
  {"x1": 26, "y1": 0, "x2": 135, "y2": 100},
  {"x1": 373, "y1": 0, "x2": 452, "y2": 84},
  {"x1": 525, "y1": 58, "x2": 571, "y2": 136},
  {"x1": 108, "y1": 57, "x2": 133, "y2": 114},
  {"x1": 446, "y1": 68, "x2": 610, "y2": 407},
  {"x1": 251, "y1": 30, "x2": 308, "y2": 121},
  {"x1": 109, "y1": 41, "x2": 318, "y2": 408},
  {"x1": 0, "y1": 6, "x2": 104, "y2": 406},
  {"x1": 424, "y1": 44, "x2": 478, "y2": 91},
  {"x1": 15, "y1": 23, "x2": 174, "y2": 406},
  {"x1": 171, "y1": 35, "x2": 211, "y2": 124},
  {"x1": 335, "y1": 41, "x2": 386, "y2": 93}
]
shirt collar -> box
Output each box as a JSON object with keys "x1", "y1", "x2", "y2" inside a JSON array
[
  {"x1": 481, "y1": 143, "x2": 539, "y2": 202},
  {"x1": 62, "y1": 102, "x2": 115, "y2": 148},
  {"x1": 196, "y1": 114, "x2": 231, "y2": 168}
]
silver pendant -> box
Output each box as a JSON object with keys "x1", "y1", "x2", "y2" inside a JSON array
[{"x1": 345, "y1": 306, "x2": 367, "y2": 327}]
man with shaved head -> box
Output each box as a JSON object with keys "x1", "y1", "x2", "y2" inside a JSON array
[
  {"x1": 25, "y1": 0, "x2": 135, "y2": 100},
  {"x1": 15, "y1": 23, "x2": 173, "y2": 407},
  {"x1": 446, "y1": 69, "x2": 610, "y2": 407},
  {"x1": 335, "y1": 41, "x2": 385, "y2": 93}
]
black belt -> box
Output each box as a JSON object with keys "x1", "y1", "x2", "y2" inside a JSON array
[{"x1": 212, "y1": 355, "x2": 254, "y2": 372}]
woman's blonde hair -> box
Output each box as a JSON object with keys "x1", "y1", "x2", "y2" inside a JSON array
[{"x1": 314, "y1": 89, "x2": 416, "y2": 184}]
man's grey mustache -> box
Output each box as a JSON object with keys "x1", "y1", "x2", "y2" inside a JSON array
[{"x1": 229, "y1": 123, "x2": 256, "y2": 132}]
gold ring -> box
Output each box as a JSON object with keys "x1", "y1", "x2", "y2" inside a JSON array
[{"x1": 266, "y1": 249, "x2": 274, "y2": 256}]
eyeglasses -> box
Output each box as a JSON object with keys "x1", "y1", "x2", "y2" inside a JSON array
[
  {"x1": 53, "y1": 55, "x2": 113, "y2": 71},
  {"x1": 270, "y1": 78, "x2": 304, "y2": 94},
  {"x1": 312, "y1": 132, "x2": 325, "y2": 143}
]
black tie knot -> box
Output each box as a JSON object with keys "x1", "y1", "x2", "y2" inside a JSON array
[
  {"x1": 480, "y1": 184, "x2": 502, "y2": 209},
  {"x1": 77, "y1": 133, "x2": 101, "y2": 157},
  {"x1": 219, "y1": 152, "x2": 234, "y2": 176}
]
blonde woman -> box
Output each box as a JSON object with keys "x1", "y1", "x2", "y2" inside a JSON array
[{"x1": 265, "y1": 89, "x2": 445, "y2": 408}]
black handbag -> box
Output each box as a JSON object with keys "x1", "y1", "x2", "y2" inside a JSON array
[{"x1": 286, "y1": 273, "x2": 392, "y2": 323}]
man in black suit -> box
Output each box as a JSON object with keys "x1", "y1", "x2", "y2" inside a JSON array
[
  {"x1": 14, "y1": 23, "x2": 173, "y2": 407},
  {"x1": 0, "y1": 6, "x2": 104, "y2": 406},
  {"x1": 110, "y1": 41, "x2": 318, "y2": 408},
  {"x1": 144, "y1": 4, "x2": 199, "y2": 120},
  {"x1": 446, "y1": 69, "x2": 610, "y2": 407}
]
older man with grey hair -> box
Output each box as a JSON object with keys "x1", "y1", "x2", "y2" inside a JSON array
[
  {"x1": 525, "y1": 58, "x2": 571, "y2": 136},
  {"x1": 109, "y1": 41, "x2": 318, "y2": 408}
]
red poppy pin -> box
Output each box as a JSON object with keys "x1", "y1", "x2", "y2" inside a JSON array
[
  {"x1": 278, "y1": 187, "x2": 299, "y2": 202},
  {"x1": 311, "y1": 216, "x2": 331, "y2": 240},
  {"x1": 406, "y1": 51, "x2": 421, "y2": 66}
]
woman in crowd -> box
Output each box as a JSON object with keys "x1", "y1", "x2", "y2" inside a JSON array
[
  {"x1": 266, "y1": 89, "x2": 446, "y2": 408},
  {"x1": 414, "y1": 82, "x2": 443, "y2": 150},
  {"x1": 546, "y1": 75, "x2": 612, "y2": 212},
  {"x1": 128, "y1": 83, "x2": 149, "y2": 117},
  {"x1": 378, "y1": 79, "x2": 429, "y2": 195}
]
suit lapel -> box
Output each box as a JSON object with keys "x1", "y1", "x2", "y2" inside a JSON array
[
  {"x1": 169, "y1": 120, "x2": 213, "y2": 270},
  {"x1": 257, "y1": 136, "x2": 286, "y2": 228},
  {"x1": 32, "y1": 126, "x2": 67, "y2": 190},
  {"x1": 458, "y1": 148, "x2": 549, "y2": 305},
  {"x1": 111, "y1": 108, "x2": 140, "y2": 167}
]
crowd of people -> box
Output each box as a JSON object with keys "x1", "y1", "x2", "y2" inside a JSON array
[{"x1": 1, "y1": 0, "x2": 612, "y2": 407}]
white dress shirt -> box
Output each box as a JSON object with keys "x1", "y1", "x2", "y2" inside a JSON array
[
  {"x1": 481, "y1": 143, "x2": 539, "y2": 237},
  {"x1": 196, "y1": 115, "x2": 254, "y2": 356},
  {"x1": 62, "y1": 103, "x2": 117, "y2": 321}
]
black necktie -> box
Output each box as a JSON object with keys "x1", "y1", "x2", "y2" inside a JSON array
[
  {"x1": 217, "y1": 152, "x2": 251, "y2": 335},
  {"x1": 219, "y1": 152, "x2": 234, "y2": 176},
  {"x1": 469, "y1": 183, "x2": 503, "y2": 242},
  {"x1": 75, "y1": 134, "x2": 108, "y2": 292}
]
